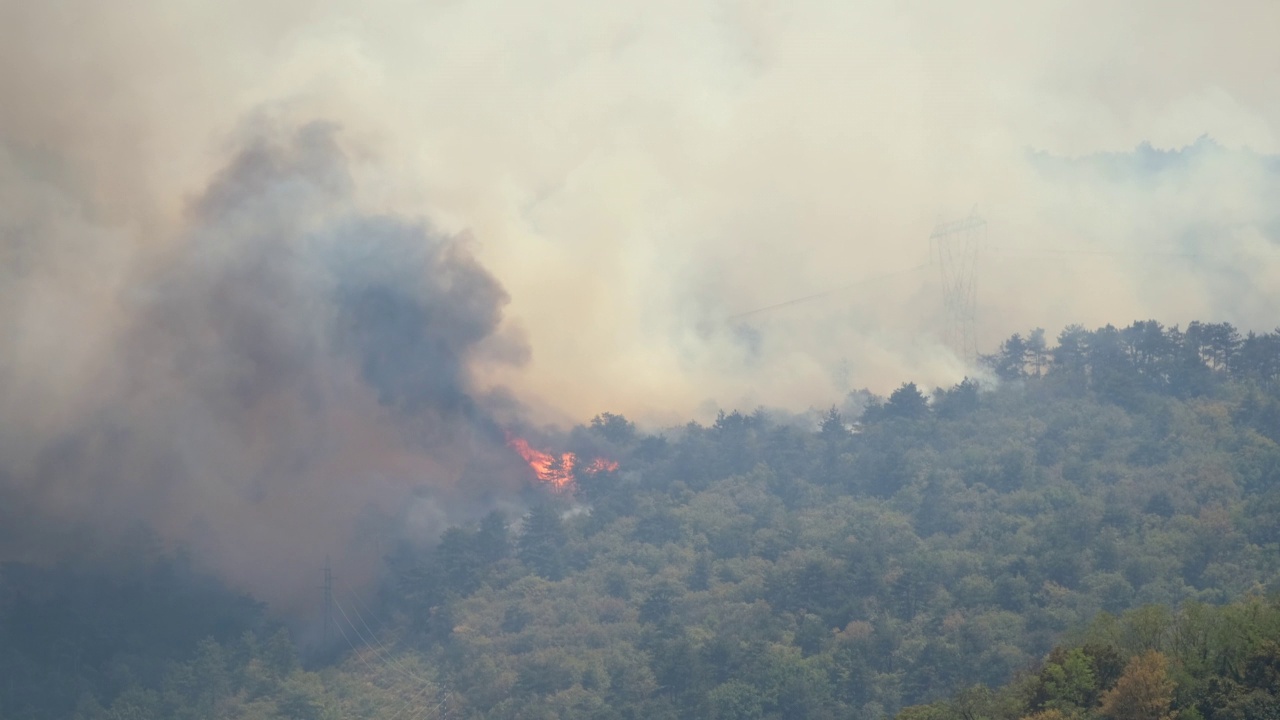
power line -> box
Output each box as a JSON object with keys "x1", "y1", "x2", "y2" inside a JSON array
[
  {"x1": 321, "y1": 563, "x2": 448, "y2": 720},
  {"x1": 387, "y1": 684, "x2": 448, "y2": 720},
  {"x1": 987, "y1": 246, "x2": 1280, "y2": 260},
  {"x1": 330, "y1": 592, "x2": 445, "y2": 719},
  {"x1": 719, "y1": 244, "x2": 1278, "y2": 325},
  {"x1": 338, "y1": 581, "x2": 431, "y2": 686},
  {"x1": 333, "y1": 594, "x2": 427, "y2": 685},
  {"x1": 725, "y1": 263, "x2": 930, "y2": 322},
  {"x1": 330, "y1": 595, "x2": 389, "y2": 679}
]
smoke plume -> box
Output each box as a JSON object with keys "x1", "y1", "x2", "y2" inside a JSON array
[
  {"x1": 2, "y1": 0, "x2": 1279, "y2": 604},
  {"x1": 0, "y1": 121, "x2": 529, "y2": 610}
]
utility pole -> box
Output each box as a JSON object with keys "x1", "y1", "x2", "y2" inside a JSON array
[
  {"x1": 930, "y1": 213, "x2": 986, "y2": 361},
  {"x1": 322, "y1": 556, "x2": 333, "y2": 646}
]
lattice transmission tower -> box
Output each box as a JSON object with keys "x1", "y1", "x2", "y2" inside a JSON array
[{"x1": 929, "y1": 213, "x2": 985, "y2": 361}]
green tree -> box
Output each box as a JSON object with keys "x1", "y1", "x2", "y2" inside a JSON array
[
  {"x1": 262, "y1": 627, "x2": 298, "y2": 679},
  {"x1": 1039, "y1": 647, "x2": 1097, "y2": 712},
  {"x1": 518, "y1": 504, "x2": 567, "y2": 580},
  {"x1": 985, "y1": 332, "x2": 1030, "y2": 380},
  {"x1": 706, "y1": 680, "x2": 765, "y2": 720},
  {"x1": 591, "y1": 412, "x2": 638, "y2": 444},
  {"x1": 436, "y1": 526, "x2": 481, "y2": 596},
  {"x1": 933, "y1": 377, "x2": 980, "y2": 419},
  {"x1": 1051, "y1": 324, "x2": 1091, "y2": 391},
  {"x1": 475, "y1": 510, "x2": 511, "y2": 564},
  {"x1": 878, "y1": 382, "x2": 930, "y2": 421}
]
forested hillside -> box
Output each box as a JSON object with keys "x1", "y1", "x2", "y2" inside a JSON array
[
  {"x1": 2, "y1": 319, "x2": 1278, "y2": 720},
  {"x1": 897, "y1": 595, "x2": 1280, "y2": 720}
]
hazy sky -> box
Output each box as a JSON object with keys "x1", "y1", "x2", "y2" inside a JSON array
[
  {"x1": 1, "y1": 0, "x2": 1278, "y2": 607},
  {"x1": 4, "y1": 1, "x2": 1279, "y2": 419}
]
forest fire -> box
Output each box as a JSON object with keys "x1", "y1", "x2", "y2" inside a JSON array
[
  {"x1": 584, "y1": 458, "x2": 620, "y2": 473},
  {"x1": 505, "y1": 434, "x2": 618, "y2": 492}
]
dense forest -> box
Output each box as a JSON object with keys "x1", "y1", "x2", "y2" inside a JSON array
[
  {"x1": 2, "y1": 319, "x2": 1278, "y2": 720},
  {"x1": 899, "y1": 595, "x2": 1280, "y2": 720}
]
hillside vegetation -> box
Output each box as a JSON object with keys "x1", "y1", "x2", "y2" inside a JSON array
[
  {"x1": 2, "y1": 319, "x2": 1278, "y2": 720},
  {"x1": 897, "y1": 595, "x2": 1280, "y2": 720}
]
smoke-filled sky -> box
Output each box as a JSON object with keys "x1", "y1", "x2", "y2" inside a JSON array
[{"x1": 2, "y1": 0, "x2": 1278, "y2": 607}]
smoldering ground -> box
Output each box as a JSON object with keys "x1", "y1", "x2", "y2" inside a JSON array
[{"x1": 0, "y1": 122, "x2": 533, "y2": 612}]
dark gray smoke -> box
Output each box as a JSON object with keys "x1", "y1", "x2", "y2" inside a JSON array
[{"x1": 0, "y1": 122, "x2": 530, "y2": 611}]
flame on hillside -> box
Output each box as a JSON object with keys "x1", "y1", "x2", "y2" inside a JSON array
[
  {"x1": 584, "y1": 458, "x2": 620, "y2": 473},
  {"x1": 505, "y1": 433, "x2": 618, "y2": 492}
]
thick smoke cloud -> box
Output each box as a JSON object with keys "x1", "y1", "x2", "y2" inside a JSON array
[
  {"x1": 0, "y1": 121, "x2": 529, "y2": 610},
  {"x1": 2, "y1": 0, "x2": 1279, "y2": 603}
]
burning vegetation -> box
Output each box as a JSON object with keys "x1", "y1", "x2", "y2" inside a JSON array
[{"x1": 505, "y1": 434, "x2": 618, "y2": 492}]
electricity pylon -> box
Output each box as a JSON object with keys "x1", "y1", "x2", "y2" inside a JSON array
[{"x1": 930, "y1": 213, "x2": 985, "y2": 361}]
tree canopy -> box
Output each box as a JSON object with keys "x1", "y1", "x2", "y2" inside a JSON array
[{"x1": 3, "y1": 318, "x2": 1279, "y2": 720}]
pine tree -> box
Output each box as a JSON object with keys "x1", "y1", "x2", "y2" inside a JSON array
[{"x1": 518, "y1": 504, "x2": 566, "y2": 580}]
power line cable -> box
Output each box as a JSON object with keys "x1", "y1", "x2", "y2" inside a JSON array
[
  {"x1": 333, "y1": 594, "x2": 429, "y2": 686},
  {"x1": 721, "y1": 246, "x2": 1280, "y2": 324},
  {"x1": 725, "y1": 263, "x2": 931, "y2": 322},
  {"x1": 986, "y1": 245, "x2": 1280, "y2": 260},
  {"x1": 385, "y1": 680, "x2": 444, "y2": 720},
  {"x1": 338, "y1": 582, "x2": 431, "y2": 686},
  {"x1": 331, "y1": 594, "x2": 440, "y2": 720},
  {"x1": 330, "y1": 598, "x2": 391, "y2": 681},
  {"x1": 332, "y1": 594, "x2": 445, "y2": 720}
]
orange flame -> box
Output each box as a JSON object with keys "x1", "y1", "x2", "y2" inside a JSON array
[
  {"x1": 584, "y1": 457, "x2": 620, "y2": 474},
  {"x1": 507, "y1": 436, "x2": 576, "y2": 491},
  {"x1": 505, "y1": 433, "x2": 618, "y2": 492}
]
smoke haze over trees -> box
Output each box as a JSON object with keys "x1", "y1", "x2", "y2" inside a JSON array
[
  {"x1": 2, "y1": 1, "x2": 1279, "y2": 604},
  {"x1": 0, "y1": 122, "x2": 535, "y2": 610},
  {"x1": 2, "y1": 318, "x2": 1279, "y2": 718},
  {"x1": 2, "y1": 1, "x2": 1280, "y2": 718}
]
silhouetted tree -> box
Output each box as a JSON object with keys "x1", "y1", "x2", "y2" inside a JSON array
[
  {"x1": 475, "y1": 510, "x2": 511, "y2": 564},
  {"x1": 933, "y1": 378, "x2": 980, "y2": 419},
  {"x1": 880, "y1": 382, "x2": 929, "y2": 420},
  {"x1": 591, "y1": 412, "x2": 637, "y2": 444},
  {"x1": 518, "y1": 504, "x2": 567, "y2": 580},
  {"x1": 1050, "y1": 324, "x2": 1091, "y2": 392}
]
